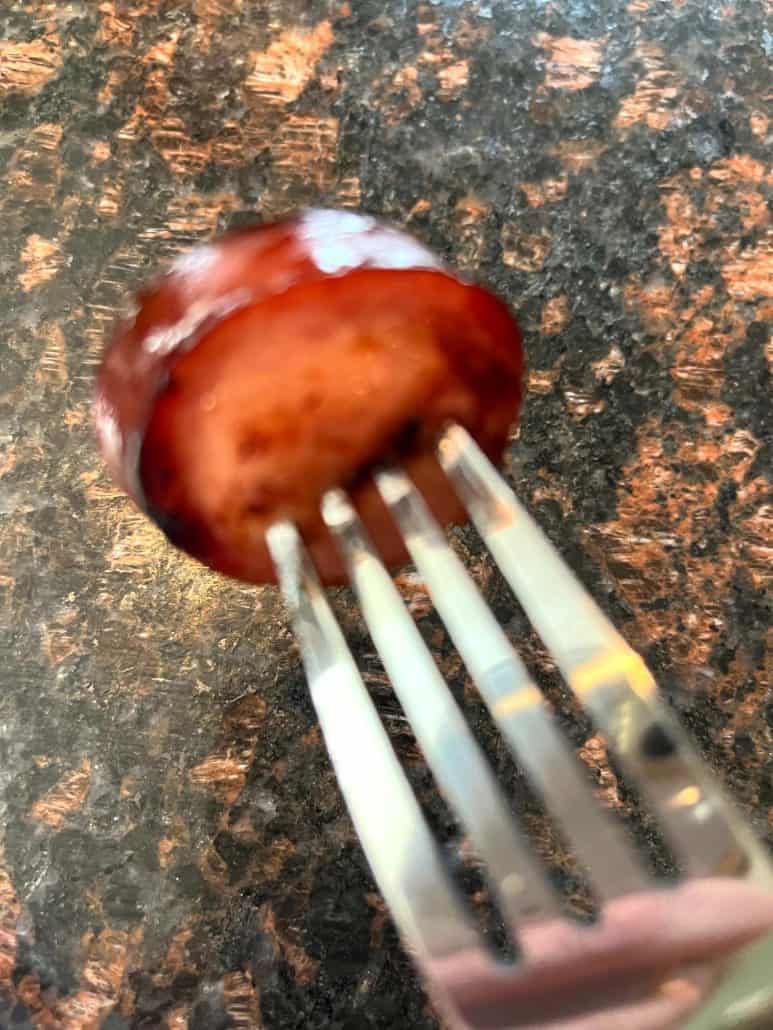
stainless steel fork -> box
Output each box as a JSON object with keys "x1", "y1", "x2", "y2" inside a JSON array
[{"x1": 266, "y1": 424, "x2": 773, "y2": 1030}]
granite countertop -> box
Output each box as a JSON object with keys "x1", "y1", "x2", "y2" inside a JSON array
[{"x1": 1, "y1": 1, "x2": 771, "y2": 1027}]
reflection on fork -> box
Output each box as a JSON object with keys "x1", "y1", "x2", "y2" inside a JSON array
[{"x1": 267, "y1": 425, "x2": 773, "y2": 1030}]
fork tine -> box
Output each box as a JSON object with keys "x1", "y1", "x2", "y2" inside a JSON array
[
  {"x1": 266, "y1": 521, "x2": 478, "y2": 962},
  {"x1": 375, "y1": 466, "x2": 648, "y2": 901},
  {"x1": 320, "y1": 489, "x2": 561, "y2": 927},
  {"x1": 438, "y1": 424, "x2": 767, "y2": 882}
]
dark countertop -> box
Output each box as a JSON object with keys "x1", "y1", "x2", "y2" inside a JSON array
[{"x1": 1, "y1": 1, "x2": 771, "y2": 1027}]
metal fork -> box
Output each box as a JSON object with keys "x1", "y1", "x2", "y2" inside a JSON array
[{"x1": 266, "y1": 424, "x2": 773, "y2": 1030}]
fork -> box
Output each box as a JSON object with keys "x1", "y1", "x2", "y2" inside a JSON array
[{"x1": 266, "y1": 423, "x2": 773, "y2": 1030}]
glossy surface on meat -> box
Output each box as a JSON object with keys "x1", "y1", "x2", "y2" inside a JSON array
[{"x1": 95, "y1": 211, "x2": 524, "y2": 583}]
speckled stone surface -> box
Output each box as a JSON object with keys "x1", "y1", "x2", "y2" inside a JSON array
[{"x1": 0, "y1": 1, "x2": 771, "y2": 1027}]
